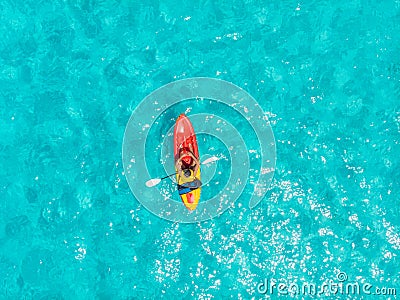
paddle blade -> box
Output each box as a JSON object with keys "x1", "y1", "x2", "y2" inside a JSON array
[
  {"x1": 145, "y1": 178, "x2": 161, "y2": 187},
  {"x1": 201, "y1": 156, "x2": 219, "y2": 165}
]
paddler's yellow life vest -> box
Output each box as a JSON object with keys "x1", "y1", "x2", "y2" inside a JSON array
[{"x1": 180, "y1": 169, "x2": 196, "y2": 183}]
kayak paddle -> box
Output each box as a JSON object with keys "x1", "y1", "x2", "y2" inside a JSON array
[
  {"x1": 145, "y1": 156, "x2": 219, "y2": 187},
  {"x1": 145, "y1": 173, "x2": 176, "y2": 187}
]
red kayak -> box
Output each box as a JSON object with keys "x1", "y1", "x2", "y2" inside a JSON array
[{"x1": 174, "y1": 114, "x2": 201, "y2": 210}]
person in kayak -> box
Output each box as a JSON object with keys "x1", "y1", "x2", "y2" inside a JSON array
[{"x1": 175, "y1": 145, "x2": 202, "y2": 193}]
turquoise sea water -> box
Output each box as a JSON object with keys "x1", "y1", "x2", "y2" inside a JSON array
[{"x1": 1, "y1": 0, "x2": 400, "y2": 299}]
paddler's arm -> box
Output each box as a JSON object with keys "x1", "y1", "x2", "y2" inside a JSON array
[
  {"x1": 183, "y1": 151, "x2": 200, "y2": 175},
  {"x1": 175, "y1": 159, "x2": 184, "y2": 177},
  {"x1": 193, "y1": 163, "x2": 199, "y2": 177}
]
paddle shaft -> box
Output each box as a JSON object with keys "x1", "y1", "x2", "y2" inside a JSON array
[
  {"x1": 160, "y1": 172, "x2": 177, "y2": 180},
  {"x1": 160, "y1": 157, "x2": 217, "y2": 180},
  {"x1": 146, "y1": 156, "x2": 218, "y2": 187}
]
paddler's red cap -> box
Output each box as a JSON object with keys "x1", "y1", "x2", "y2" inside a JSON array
[{"x1": 182, "y1": 155, "x2": 193, "y2": 166}]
